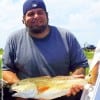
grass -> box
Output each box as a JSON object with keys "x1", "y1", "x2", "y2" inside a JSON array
[
  {"x1": 0, "y1": 58, "x2": 2, "y2": 79},
  {"x1": 0, "y1": 58, "x2": 1, "y2": 66},
  {"x1": 84, "y1": 50, "x2": 94, "y2": 59},
  {"x1": 84, "y1": 50, "x2": 95, "y2": 74}
]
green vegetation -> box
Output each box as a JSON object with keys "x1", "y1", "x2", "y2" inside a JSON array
[
  {"x1": 84, "y1": 50, "x2": 94, "y2": 59},
  {"x1": 84, "y1": 50, "x2": 94, "y2": 75},
  {"x1": 0, "y1": 59, "x2": 2, "y2": 67},
  {"x1": 0, "y1": 48, "x2": 3, "y2": 55},
  {"x1": 0, "y1": 58, "x2": 2, "y2": 79},
  {"x1": 0, "y1": 48, "x2": 3, "y2": 79},
  {"x1": 0, "y1": 48, "x2": 3, "y2": 64}
]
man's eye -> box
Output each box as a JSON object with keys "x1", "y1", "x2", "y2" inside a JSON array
[
  {"x1": 27, "y1": 10, "x2": 45, "y2": 16},
  {"x1": 27, "y1": 13, "x2": 35, "y2": 16},
  {"x1": 37, "y1": 11, "x2": 44, "y2": 15}
]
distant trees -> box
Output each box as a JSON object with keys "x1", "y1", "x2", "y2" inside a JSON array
[
  {"x1": 83, "y1": 42, "x2": 96, "y2": 51},
  {"x1": 0, "y1": 48, "x2": 3, "y2": 55},
  {"x1": 83, "y1": 44, "x2": 96, "y2": 51}
]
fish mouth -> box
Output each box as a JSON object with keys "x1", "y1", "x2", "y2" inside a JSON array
[
  {"x1": 12, "y1": 89, "x2": 39, "y2": 99},
  {"x1": 11, "y1": 82, "x2": 39, "y2": 98}
]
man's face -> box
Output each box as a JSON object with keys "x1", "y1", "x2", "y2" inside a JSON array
[{"x1": 23, "y1": 8, "x2": 48, "y2": 33}]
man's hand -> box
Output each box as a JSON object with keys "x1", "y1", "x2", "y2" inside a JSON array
[
  {"x1": 3, "y1": 71, "x2": 20, "y2": 85},
  {"x1": 66, "y1": 74, "x2": 84, "y2": 96},
  {"x1": 66, "y1": 84, "x2": 83, "y2": 96}
]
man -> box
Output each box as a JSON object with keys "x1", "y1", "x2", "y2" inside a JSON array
[{"x1": 2, "y1": 0, "x2": 88, "y2": 100}]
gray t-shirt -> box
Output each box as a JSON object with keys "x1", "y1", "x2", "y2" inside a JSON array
[{"x1": 2, "y1": 26, "x2": 88, "y2": 79}]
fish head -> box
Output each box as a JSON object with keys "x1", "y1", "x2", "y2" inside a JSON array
[
  {"x1": 11, "y1": 79, "x2": 37, "y2": 92},
  {"x1": 85, "y1": 61, "x2": 100, "y2": 85},
  {"x1": 11, "y1": 79, "x2": 39, "y2": 98}
]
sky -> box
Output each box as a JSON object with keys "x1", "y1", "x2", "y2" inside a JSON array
[{"x1": 0, "y1": 0, "x2": 100, "y2": 49}]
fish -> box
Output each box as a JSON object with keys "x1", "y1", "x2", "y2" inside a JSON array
[{"x1": 11, "y1": 62, "x2": 99, "y2": 100}]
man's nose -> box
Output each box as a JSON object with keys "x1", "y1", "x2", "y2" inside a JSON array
[{"x1": 34, "y1": 13, "x2": 39, "y2": 18}]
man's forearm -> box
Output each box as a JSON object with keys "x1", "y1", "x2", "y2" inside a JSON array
[
  {"x1": 3, "y1": 71, "x2": 20, "y2": 84},
  {"x1": 72, "y1": 67, "x2": 86, "y2": 76}
]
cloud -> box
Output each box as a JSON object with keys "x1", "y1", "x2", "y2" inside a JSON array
[
  {"x1": 0, "y1": 0, "x2": 100, "y2": 48},
  {"x1": 0, "y1": 0, "x2": 25, "y2": 48},
  {"x1": 66, "y1": 0, "x2": 100, "y2": 33}
]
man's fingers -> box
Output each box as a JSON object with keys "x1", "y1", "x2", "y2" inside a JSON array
[
  {"x1": 66, "y1": 89, "x2": 72, "y2": 96},
  {"x1": 71, "y1": 86, "x2": 78, "y2": 96},
  {"x1": 66, "y1": 84, "x2": 84, "y2": 96},
  {"x1": 72, "y1": 74, "x2": 85, "y2": 78}
]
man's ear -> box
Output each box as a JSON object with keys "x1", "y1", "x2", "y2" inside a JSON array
[
  {"x1": 46, "y1": 12, "x2": 48, "y2": 18},
  {"x1": 22, "y1": 16, "x2": 25, "y2": 24},
  {"x1": 46, "y1": 12, "x2": 49, "y2": 24},
  {"x1": 22, "y1": 19, "x2": 24, "y2": 24}
]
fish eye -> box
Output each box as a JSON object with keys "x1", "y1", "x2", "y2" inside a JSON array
[
  {"x1": 16, "y1": 83, "x2": 20, "y2": 86},
  {"x1": 89, "y1": 74, "x2": 91, "y2": 77}
]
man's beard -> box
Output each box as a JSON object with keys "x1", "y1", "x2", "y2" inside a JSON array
[{"x1": 29, "y1": 25, "x2": 47, "y2": 34}]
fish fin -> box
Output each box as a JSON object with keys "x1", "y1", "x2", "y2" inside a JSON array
[{"x1": 86, "y1": 61, "x2": 100, "y2": 85}]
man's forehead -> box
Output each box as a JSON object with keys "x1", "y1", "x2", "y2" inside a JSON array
[{"x1": 26, "y1": 8, "x2": 45, "y2": 13}]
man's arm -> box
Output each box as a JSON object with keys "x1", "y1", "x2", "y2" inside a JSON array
[
  {"x1": 3, "y1": 71, "x2": 20, "y2": 84},
  {"x1": 72, "y1": 67, "x2": 86, "y2": 77}
]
